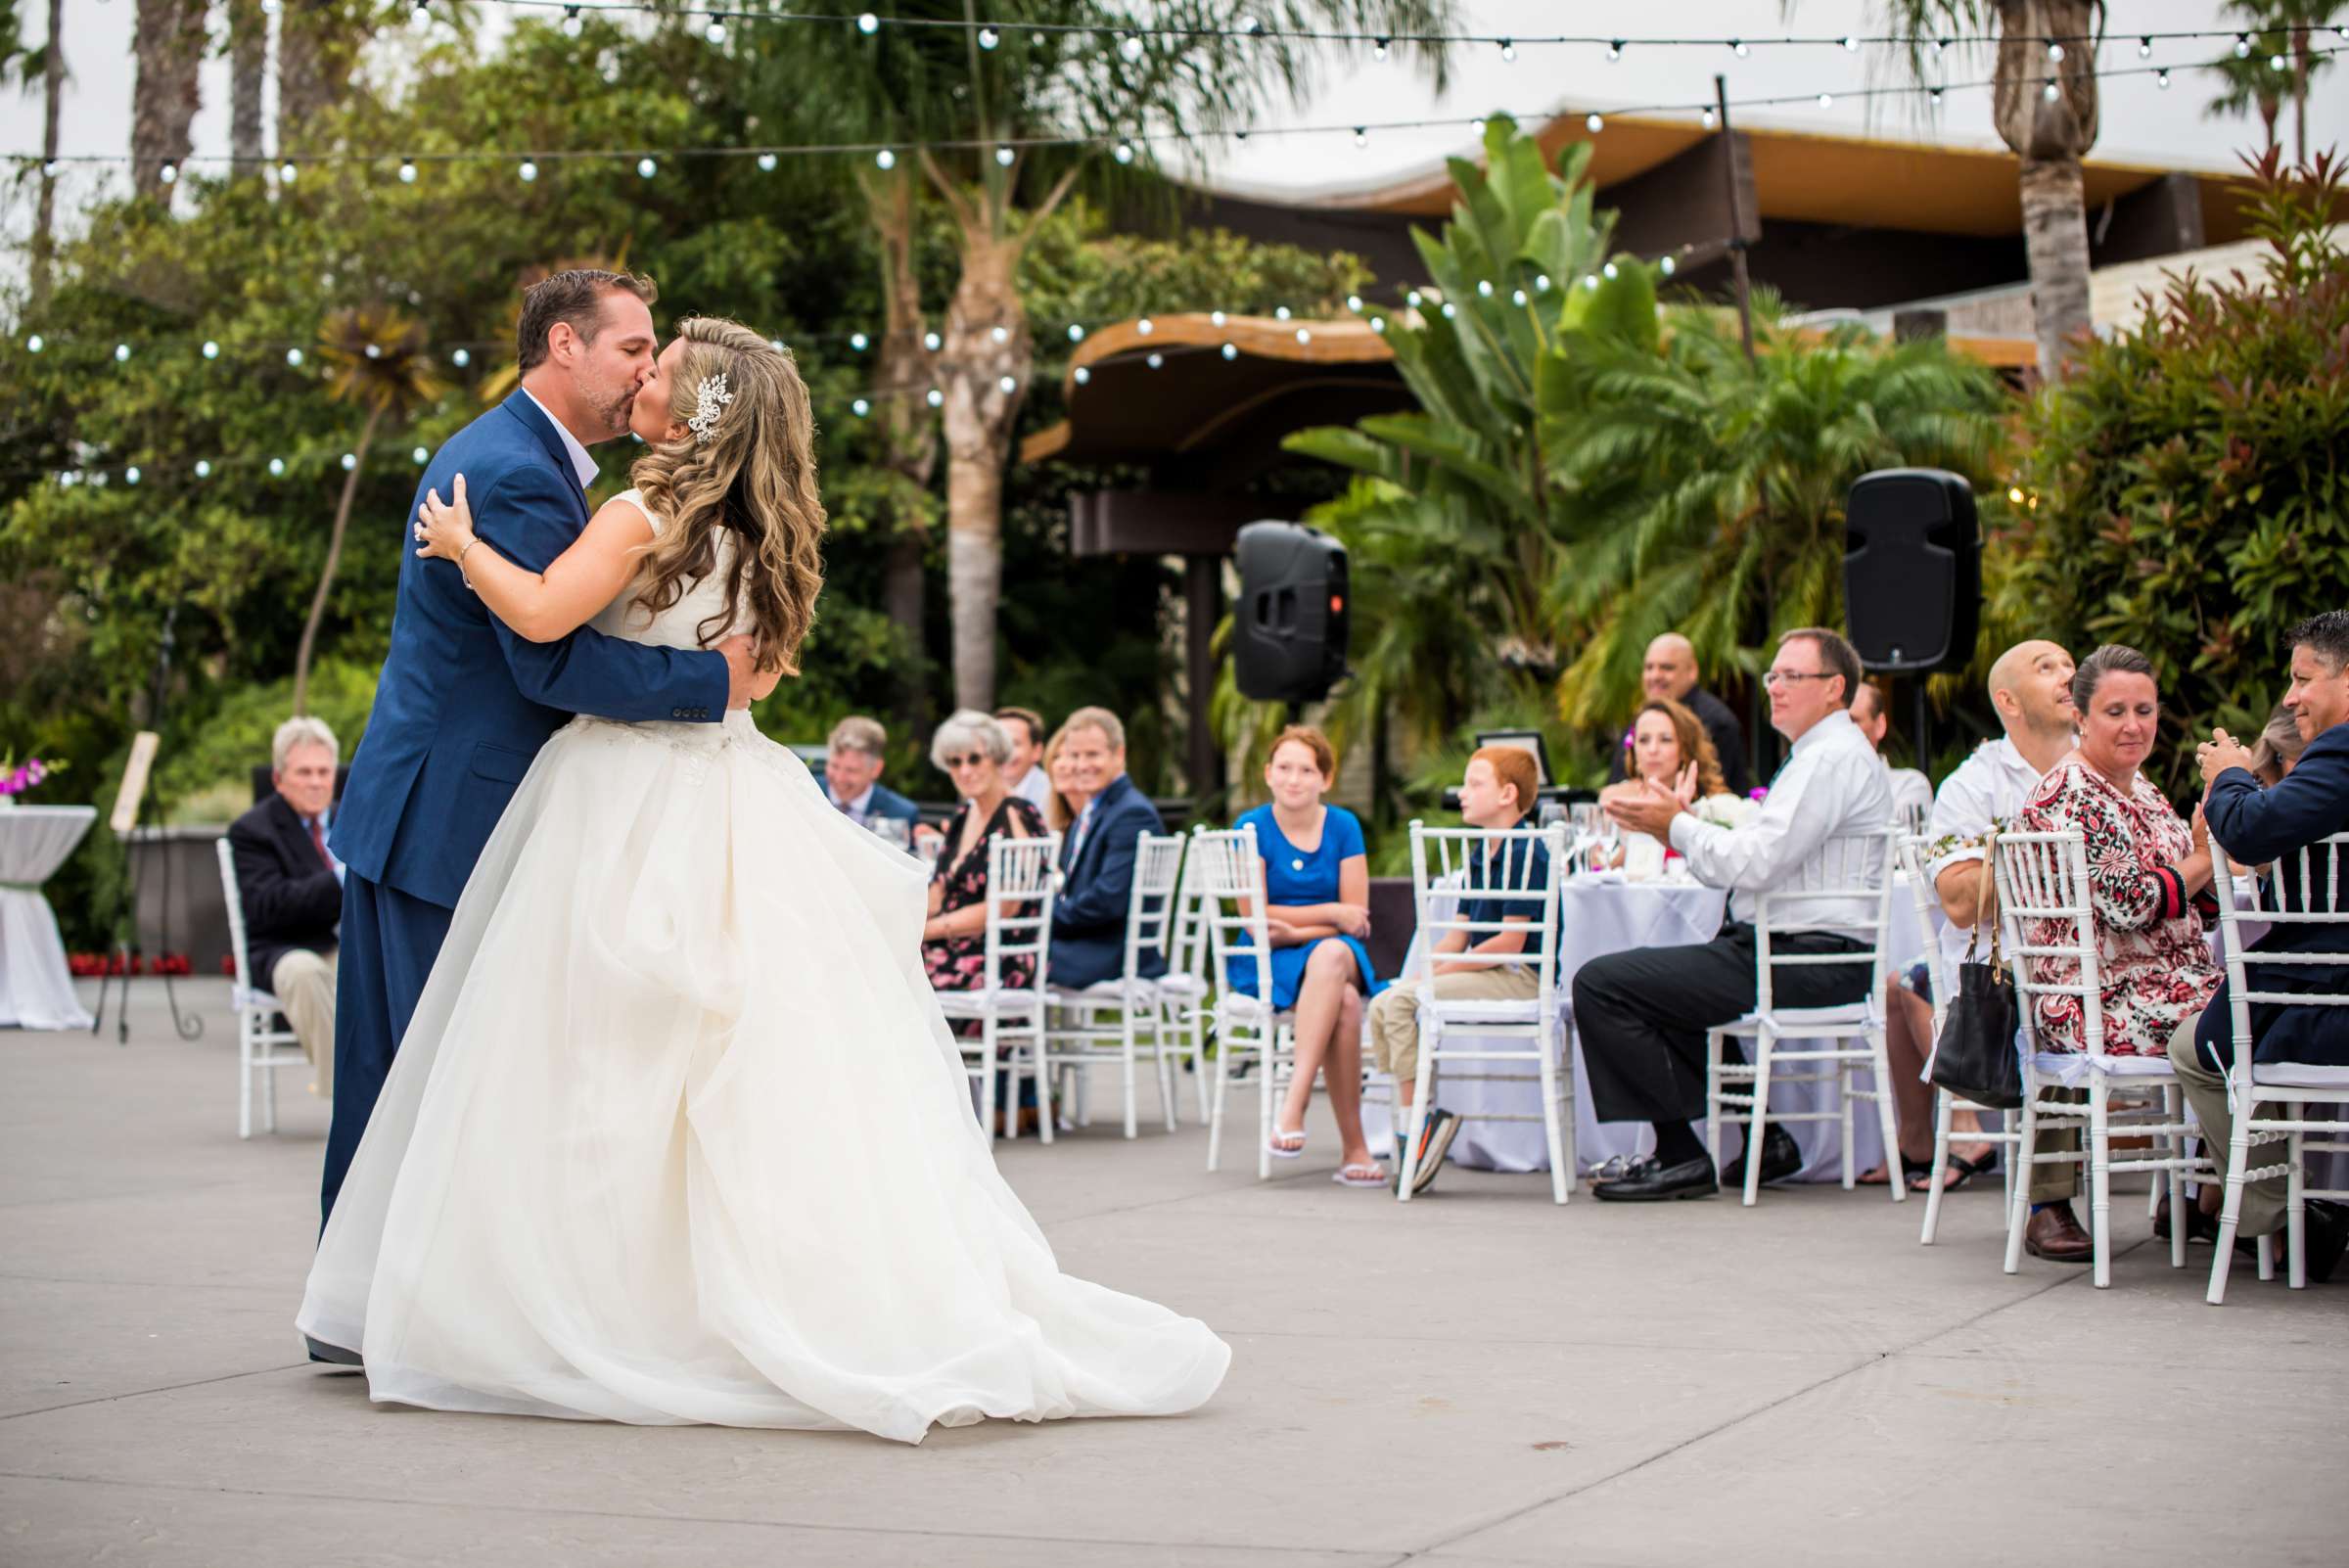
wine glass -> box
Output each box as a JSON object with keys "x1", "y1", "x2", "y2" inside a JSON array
[{"x1": 872, "y1": 816, "x2": 911, "y2": 853}]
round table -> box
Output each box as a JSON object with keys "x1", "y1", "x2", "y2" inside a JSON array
[
  {"x1": 1430, "y1": 873, "x2": 1929, "y2": 1183},
  {"x1": 0, "y1": 805, "x2": 98, "y2": 1031}
]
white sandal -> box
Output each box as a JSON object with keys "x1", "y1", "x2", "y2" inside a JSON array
[
  {"x1": 1267, "y1": 1127, "x2": 1307, "y2": 1159},
  {"x1": 1332, "y1": 1161, "x2": 1388, "y2": 1188}
]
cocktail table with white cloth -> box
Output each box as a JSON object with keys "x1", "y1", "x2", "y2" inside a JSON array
[
  {"x1": 0, "y1": 805, "x2": 98, "y2": 1031},
  {"x1": 1435, "y1": 871, "x2": 1927, "y2": 1181}
]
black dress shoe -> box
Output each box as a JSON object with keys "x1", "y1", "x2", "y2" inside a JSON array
[
  {"x1": 2304, "y1": 1199, "x2": 2347, "y2": 1283},
  {"x1": 1721, "y1": 1126, "x2": 1802, "y2": 1190},
  {"x1": 1591, "y1": 1154, "x2": 1719, "y2": 1202},
  {"x1": 305, "y1": 1334, "x2": 362, "y2": 1367}
]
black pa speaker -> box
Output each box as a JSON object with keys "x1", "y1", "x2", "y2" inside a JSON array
[
  {"x1": 1843, "y1": 468, "x2": 1980, "y2": 673},
  {"x1": 1234, "y1": 521, "x2": 1350, "y2": 704}
]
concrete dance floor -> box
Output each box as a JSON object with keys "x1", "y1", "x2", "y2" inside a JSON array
[{"x1": 4, "y1": 980, "x2": 2342, "y2": 1566}]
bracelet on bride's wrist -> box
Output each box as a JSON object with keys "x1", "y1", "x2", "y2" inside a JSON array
[{"x1": 457, "y1": 535, "x2": 479, "y2": 590}]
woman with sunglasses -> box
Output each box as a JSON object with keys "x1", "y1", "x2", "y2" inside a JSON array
[{"x1": 921, "y1": 710, "x2": 1048, "y2": 1000}]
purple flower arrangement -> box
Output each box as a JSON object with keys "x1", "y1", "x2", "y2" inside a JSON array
[{"x1": 1, "y1": 756, "x2": 61, "y2": 799}]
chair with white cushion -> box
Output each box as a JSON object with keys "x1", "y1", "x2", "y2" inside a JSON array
[
  {"x1": 1040, "y1": 832, "x2": 1186, "y2": 1137},
  {"x1": 1704, "y1": 827, "x2": 1904, "y2": 1207},
  {"x1": 2206, "y1": 832, "x2": 2349, "y2": 1303},
  {"x1": 215, "y1": 838, "x2": 311, "y2": 1139},
  {"x1": 1394, "y1": 821, "x2": 1571, "y2": 1204},
  {"x1": 1903, "y1": 833, "x2": 2019, "y2": 1245},
  {"x1": 1994, "y1": 829, "x2": 2204, "y2": 1287},
  {"x1": 932, "y1": 833, "x2": 1060, "y2": 1145}
]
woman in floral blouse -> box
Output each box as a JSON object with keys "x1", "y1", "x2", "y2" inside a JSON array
[
  {"x1": 2016, "y1": 644, "x2": 2222, "y2": 1058},
  {"x1": 921, "y1": 710, "x2": 1048, "y2": 994}
]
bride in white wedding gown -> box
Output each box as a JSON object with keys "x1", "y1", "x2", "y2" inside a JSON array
[{"x1": 297, "y1": 318, "x2": 1227, "y2": 1444}]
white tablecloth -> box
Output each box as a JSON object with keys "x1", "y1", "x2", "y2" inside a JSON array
[
  {"x1": 0, "y1": 806, "x2": 98, "y2": 1031},
  {"x1": 1426, "y1": 874, "x2": 1927, "y2": 1182}
]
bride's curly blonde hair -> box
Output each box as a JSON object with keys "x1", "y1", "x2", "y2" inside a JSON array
[{"x1": 628, "y1": 317, "x2": 826, "y2": 674}]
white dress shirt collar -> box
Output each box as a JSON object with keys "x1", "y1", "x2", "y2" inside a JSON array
[
  {"x1": 521, "y1": 388, "x2": 601, "y2": 491},
  {"x1": 832, "y1": 782, "x2": 876, "y2": 821}
]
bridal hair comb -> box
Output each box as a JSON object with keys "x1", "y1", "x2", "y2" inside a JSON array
[{"x1": 687, "y1": 372, "x2": 734, "y2": 444}]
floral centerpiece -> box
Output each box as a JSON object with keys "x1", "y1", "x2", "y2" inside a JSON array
[{"x1": 0, "y1": 754, "x2": 68, "y2": 806}]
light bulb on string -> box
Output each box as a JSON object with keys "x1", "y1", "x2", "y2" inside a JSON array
[
  {"x1": 705, "y1": 17, "x2": 725, "y2": 44},
  {"x1": 398, "y1": 161, "x2": 418, "y2": 183},
  {"x1": 857, "y1": 12, "x2": 878, "y2": 35},
  {"x1": 851, "y1": 332, "x2": 870, "y2": 351},
  {"x1": 1476, "y1": 279, "x2": 1494, "y2": 298},
  {"x1": 411, "y1": 446, "x2": 428, "y2": 464},
  {"x1": 1294, "y1": 328, "x2": 1311, "y2": 345},
  {"x1": 1660, "y1": 254, "x2": 1676, "y2": 276},
  {"x1": 1273, "y1": 306, "x2": 1291, "y2": 320},
  {"x1": 1067, "y1": 324, "x2": 1084, "y2": 343},
  {"x1": 280, "y1": 161, "x2": 299, "y2": 183},
  {"x1": 875, "y1": 148, "x2": 896, "y2": 169},
  {"x1": 1582, "y1": 274, "x2": 1599, "y2": 291},
  {"x1": 1587, "y1": 113, "x2": 1603, "y2": 133},
  {"x1": 990, "y1": 326, "x2": 1008, "y2": 344},
  {"x1": 1137, "y1": 317, "x2": 1155, "y2": 335},
  {"x1": 1145, "y1": 352, "x2": 1163, "y2": 368},
  {"x1": 453, "y1": 347, "x2": 471, "y2": 366},
  {"x1": 286, "y1": 348, "x2": 304, "y2": 366},
  {"x1": 1345, "y1": 295, "x2": 1362, "y2": 312},
  {"x1": 994, "y1": 146, "x2": 1014, "y2": 166},
  {"x1": 1602, "y1": 261, "x2": 1618, "y2": 279},
  {"x1": 1841, "y1": 35, "x2": 1859, "y2": 52},
  {"x1": 1928, "y1": 87, "x2": 1943, "y2": 103},
  {"x1": 124, "y1": 466, "x2": 141, "y2": 485},
  {"x1": 115, "y1": 343, "x2": 130, "y2": 362},
  {"x1": 1353, "y1": 127, "x2": 1366, "y2": 148},
  {"x1": 1120, "y1": 33, "x2": 1144, "y2": 63},
  {"x1": 1701, "y1": 107, "x2": 1717, "y2": 128},
  {"x1": 1370, "y1": 317, "x2": 1386, "y2": 335},
  {"x1": 519, "y1": 159, "x2": 538, "y2": 181},
  {"x1": 1440, "y1": 301, "x2": 1455, "y2": 318},
  {"x1": 997, "y1": 375, "x2": 1017, "y2": 393},
  {"x1": 1729, "y1": 39, "x2": 1747, "y2": 58},
  {"x1": 1605, "y1": 40, "x2": 1622, "y2": 62},
  {"x1": 924, "y1": 331, "x2": 942, "y2": 350},
  {"x1": 978, "y1": 27, "x2": 997, "y2": 50},
  {"x1": 2047, "y1": 42, "x2": 2064, "y2": 62},
  {"x1": 925, "y1": 388, "x2": 944, "y2": 407},
  {"x1": 160, "y1": 161, "x2": 177, "y2": 184},
  {"x1": 1511, "y1": 288, "x2": 1526, "y2": 305},
  {"x1": 25, "y1": 333, "x2": 43, "y2": 352},
  {"x1": 1534, "y1": 274, "x2": 1550, "y2": 292},
  {"x1": 2041, "y1": 79, "x2": 2059, "y2": 101},
  {"x1": 365, "y1": 344, "x2": 382, "y2": 359},
  {"x1": 1114, "y1": 140, "x2": 1135, "y2": 164},
  {"x1": 269, "y1": 458, "x2": 287, "y2": 477},
  {"x1": 1073, "y1": 366, "x2": 1090, "y2": 385},
  {"x1": 852, "y1": 397, "x2": 870, "y2": 416},
  {"x1": 2156, "y1": 69, "x2": 2171, "y2": 88},
  {"x1": 2138, "y1": 36, "x2": 2151, "y2": 57},
  {"x1": 1220, "y1": 342, "x2": 1238, "y2": 360},
  {"x1": 637, "y1": 157, "x2": 657, "y2": 177},
  {"x1": 758, "y1": 152, "x2": 777, "y2": 171},
  {"x1": 2234, "y1": 33, "x2": 2250, "y2": 58},
  {"x1": 1371, "y1": 36, "x2": 1388, "y2": 61},
  {"x1": 1239, "y1": 17, "x2": 1262, "y2": 34},
  {"x1": 1499, "y1": 39, "x2": 1516, "y2": 63},
  {"x1": 196, "y1": 460, "x2": 213, "y2": 479},
  {"x1": 562, "y1": 6, "x2": 581, "y2": 38},
  {"x1": 411, "y1": 3, "x2": 430, "y2": 26},
  {"x1": 341, "y1": 453, "x2": 357, "y2": 472},
  {"x1": 2271, "y1": 54, "x2": 2288, "y2": 70},
  {"x1": 202, "y1": 340, "x2": 218, "y2": 358},
  {"x1": 1817, "y1": 93, "x2": 1834, "y2": 108}
]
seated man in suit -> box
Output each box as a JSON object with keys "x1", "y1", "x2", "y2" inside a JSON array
[
  {"x1": 1048, "y1": 707, "x2": 1167, "y2": 992},
  {"x1": 228, "y1": 716, "x2": 345, "y2": 1097},
  {"x1": 2176, "y1": 609, "x2": 2349, "y2": 1277},
  {"x1": 822, "y1": 715, "x2": 922, "y2": 833}
]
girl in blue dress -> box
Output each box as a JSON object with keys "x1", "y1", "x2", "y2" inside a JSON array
[{"x1": 1229, "y1": 726, "x2": 1385, "y2": 1186}]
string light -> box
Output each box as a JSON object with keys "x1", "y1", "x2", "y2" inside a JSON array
[
  {"x1": 453, "y1": 347, "x2": 471, "y2": 366},
  {"x1": 1841, "y1": 35, "x2": 1859, "y2": 52},
  {"x1": 399, "y1": 161, "x2": 418, "y2": 183},
  {"x1": 1114, "y1": 140, "x2": 1135, "y2": 163},
  {"x1": 25, "y1": 334, "x2": 42, "y2": 351},
  {"x1": 978, "y1": 26, "x2": 997, "y2": 49},
  {"x1": 997, "y1": 374, "x2": 1017, "y2": 393},
  {"x1": 852, "y1": 397, "x2": 870, "y2": 416},
  {"x1": 875, "y1": 148, "x2": 896, "y2": 169},
  {"x1": 1605, "y1": 39, "x2": 1623, "y2": 62},
  {"x1": 705, "y1": 15, "x2": 725, "y2": 43},
  {"x1": 1120, "y1": 32, "x2": 1144, "y2": 63},
  {"x1": 160, "y1": 161, "x2": 177, "y2": 184},
  {"x1": 1345, "y1": 295, "x2": 1362, "y2": 311},
  {"x1": 1210, "y1": 309, "x2": 1227, "y2": 326},
  {"x1": 923, "y1": 331, "x2": 942, "y2": 350},
  {"x1": 286, "y1": 348, "x2": 304, "y2": 366},
  {"x1": 411, "y1": 446, "x2": 429, "y2": 464},
  {"x1": 1371, "y1": 36, "x2": 1388, "y2": 61},
  {"x1": 1295, "y1": 327, "x2": 1311, "y2": 344},
  {"x1": 1499, "y1": 38, "x2": 1516, "y2": 63},
  {"x1": 115, "y1": 344, "x2": 130, "y2": 362},
  {"x1": 637, "y1": 157, "x2": 656, "y2": 177},
  {"x1": 269, "y1": 458, "x2": 286, "y2": 477},
  {"x1": 1701, "y1": 107, "x2": 1716, "y2": 128},
  {"x1": 1067, "y1": 324, "x2": 1084, "y2": 342},
  {"x1": 1353, "y1": 126, "x2": 1366, "y2": 148},
  {"x1": 562, "y1": 5, "x2": 581, "y2": 37},
  {"x1": 195, "y1": 460, "x2": 212, "y2": 479},
  {"x1": 341, "y1": 453, "x2": 358, "y2": 471},
  {"x1": 1818, "y1": 93, "x2": 1833, "y2": 108},
  {"x1": 1586, "y1": 113, "x2": 1603, "y2": 133},
  {"x1": 850, "y1": 332, "x2": 870, "y2": 350},
  {"x1": 519, "y1": 159, "x2": 538, "y2": 180},
  {"x1": 1073, "y1": 366, "x2": 1090, "y2": 385},
  {"x1": 994, "y1": 146, "x2": 1015, "y2": 165},
  {"x1": 1145, "y1": 351, "x2": 1164, "y2": 368},
  {"x1": 279, "y1": 161, "x2": 298, "y2": 183},
  {"x1": 1729, "y1": 38, "x2": 1747, "y2": 57},
  {"x1": 124, "y1": 466, "x2": 141, "y2": 484},
  {"x1": 2047, "y1": 41, "x2": 2064, "y2": 62},
  {"x1": 990, "y1": 325, "x2": 1008, "y2": 343},
  {"x1": 1136, "y1": 317, "x2": 1155, "y2": 335},
  {"x1": 1660, "y1": 254, "x2": 1676, "y2": 276},
  {"x1": 2138, "y1": 36, "x2": 2152, "y2": 57},
  {"x1": 2157, "y1": 69, "x2": 2172, "y2": 87},
  {"x1": 2271, "y1": 53, "x2": 2288, "y2": 70},
  {"x1": 925, "y1": 388, "x2": 944, "y2": 406},
  {"x1": 1274, "y1": 306, "x2": 1291, "y2": 320},
  {"x1": 1221, "y1": 343, "x2": 1237, "y2": 359},
  {"x1": 857, "y1": 12, "x2": 878, "y2": 35}
]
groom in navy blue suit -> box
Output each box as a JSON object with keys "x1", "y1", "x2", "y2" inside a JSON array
[{"x1": 319, "y1": 271, "x2": 754, "y2": 1257}]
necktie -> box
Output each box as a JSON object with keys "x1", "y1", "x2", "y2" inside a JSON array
[{"x1": 307, "y1": 815, "x2": 332, "y2": 869}]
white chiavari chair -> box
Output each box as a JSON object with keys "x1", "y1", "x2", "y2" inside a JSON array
[
  {"x1": 2207, "y1": 831, "x2": 2349, "y2": 1302},
  {"x1": 1705, "y1": 827, "x2": 1904, "y2": 1206},
  {"x1": 932, "y1": 833, "x2": 1060, "y2": 1145},
  {"x1": 1394, "y1": 821, "x2": 1572, "y2": 1204},
  {"x1": 1150, "y1": 829, "x2": 1215, "y2": 1125},
  {"x1": 215, "y1": 839, "x2": 311, "y2": 1139},
  {"x1": 1903, "y1": 833, "x2": 2020, "y2": 1244},
  {"x1": 1995, "y1": 829, "x2": 2206, "y2": 1287},
  {"x1": 1191, "y1": 825, "x2": 1296, "y2": 1177},
  {"x1": 1041, "y1": 832, "x2": 1186, "y2": 1138}
]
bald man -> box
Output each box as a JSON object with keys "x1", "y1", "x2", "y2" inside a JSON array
[
  {"x1": 1606, "y1": 633, "x2": 1750, "y2": 795},
  {"x1": 1915, "y1": 638, "x2": 2086, "y2": 1257}
]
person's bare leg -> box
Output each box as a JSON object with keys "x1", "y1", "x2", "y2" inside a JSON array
[
  {"x1": 1862, "y1": 983, "x2": 1935, "y2": 1180},
  {"x1": 1322, "y1": 985, "x2": 1377, "y2": 1169},
  {"x1": 1277, "y1": 943, "x2": 1354, "y2": 1135}
]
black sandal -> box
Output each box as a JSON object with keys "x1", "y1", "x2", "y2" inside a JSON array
[{"x1": 1908, "y1": 1150, "x2": 1994, "y2": 1193}]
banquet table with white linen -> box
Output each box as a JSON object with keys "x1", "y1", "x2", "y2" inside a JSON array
[
  {"x1": 1434, "y1": 872, "x2": 1929, "y2": 1183},
  {"x1": 0, "y1": 806, "x2": 98, "y2": 1031}
]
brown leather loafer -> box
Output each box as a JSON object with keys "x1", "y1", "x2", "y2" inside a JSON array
[{"x1": 2024, "y1": 1201, "x2": 2095, "y2": 1263}]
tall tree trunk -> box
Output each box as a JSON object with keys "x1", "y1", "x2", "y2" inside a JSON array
[
  {"x1": 294, "y1": 404, "x2": 382, "y2": 715},
  {"x1": 939, "y1": 226, "x2": 1031, "y2": 712},
  {"x1": 278, "y1": 0, "x2": 365, "y2": 153},
  {"x1": 2290, "y1": 25, "x2": 2312, "y2": 164},
  {"x1": 28, "y1": 0, "x2": 64, "y2": 310},
  {"x1": 131, "y1": 0, "x2": 207, "y2": 205},
  {"x1": 1990, "y1": 1, "x2": 2099, "y2": 381},
  {"x1": 228, "y1": 0, "x2": 267, "y2": 175},
  {"x1": 860, "y1": 166, "x2": 940, "y2": 726}
]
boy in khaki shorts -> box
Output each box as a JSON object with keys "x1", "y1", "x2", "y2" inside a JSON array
[{"x1": 1373, "y1": 746, "x2": 1550, "y2": 1193}]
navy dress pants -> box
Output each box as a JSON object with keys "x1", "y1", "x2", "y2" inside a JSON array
[{"x1": 320, "y1": 870, "x2": 453, "y2": 1229}]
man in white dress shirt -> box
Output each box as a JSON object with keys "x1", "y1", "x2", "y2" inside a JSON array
[
  {"x1": 994, "y1": 706, "x2": 1053, "y2": 813},
  {"x1": 1849, "y1": 681, "x2": 1938, "y2": 827},
  {"x1": 1917, "y1": 638, "x2": 2093, "y2": 1259},
  {"x1": 1578, "y1": 628, "x2": 1893, "y2": 1201}
]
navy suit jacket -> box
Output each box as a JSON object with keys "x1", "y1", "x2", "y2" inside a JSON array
[
  {"x1": 863, "y1": 784, "x2": 923, "y2": 827},
  {"x1": 227, "y1": 794, "x2": 342, "y2": 985},
  {"x1": 330, "y1": 392, "x2": 728, "y2": 907},
  {"x1": 1050, "y1": 774, "x2": 1168, "y2": 991},
  {"x1": 2195, "y1": 721, "x2": 2349, "y2": 1069}
]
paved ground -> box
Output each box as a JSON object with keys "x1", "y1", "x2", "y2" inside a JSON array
[{"x1": 4, "y1": 979, "x2": 2344, "y2": 1567}]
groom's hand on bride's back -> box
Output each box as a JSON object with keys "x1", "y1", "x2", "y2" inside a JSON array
[{"x1": 721, "y1": 634, "x2": 764, "y2": 709}]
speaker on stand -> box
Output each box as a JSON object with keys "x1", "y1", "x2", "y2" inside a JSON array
[
  {"x1": 1842, "y1": 468, "x2": 1981, "y2": 774},
  {"x1": 1233, "y1": 522, "x2": 1351, "y2": 714}
]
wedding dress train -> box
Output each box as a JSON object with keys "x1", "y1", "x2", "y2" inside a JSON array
[{"x1": 298, "y1": 495, "x2": 1228, "y2": 1443}]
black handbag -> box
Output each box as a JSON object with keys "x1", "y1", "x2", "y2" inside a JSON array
[{"x1": 1927, "y1": 831, "x2": 2024, "y2": 1110}]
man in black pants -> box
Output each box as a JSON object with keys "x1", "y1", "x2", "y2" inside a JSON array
[{"x1": 1576, "y1": 628, "x2": 1892, "y2": 1201}]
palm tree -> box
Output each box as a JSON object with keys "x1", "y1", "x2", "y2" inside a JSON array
[
  {"x1": 1865, "y1": 2, "x2": 2104, "y2": 381},
  {"x1": 279, "y1": 0, "x2": 374, "y2": 152},
  {"x1": 12, "y1": 0, "x2": 68, "y2": 307},
  {"x1": 227, "y1": 0, "x2": 268, "y2": 176},
  {"x1": 294, "y1": 307, "x2": 447, "y2": 715},
  {"x1": 131, "y1": 0, "x2": 207, "y2": 204},
  {"x1": 766, "y1": 1, "x2": 1455, "y2": 711},
  {"x1": 1543, "y1": 299, "x2": 2008, "y2": 731},
  {"x1": 2225, "y1": 0, "x2": 2343, "y2": 161},
  {"x1": 2204, "y1": 33, "x2": 2289, "y2": 157}
]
